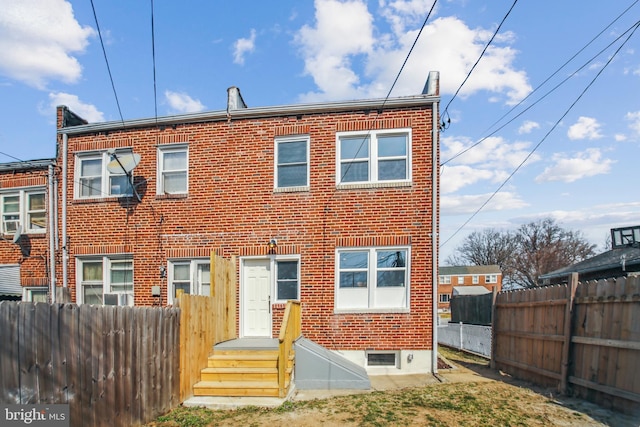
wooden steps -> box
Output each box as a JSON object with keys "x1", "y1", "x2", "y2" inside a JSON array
[{"x1": 193, "y1": 348, "x2": 293, "y2": 397}]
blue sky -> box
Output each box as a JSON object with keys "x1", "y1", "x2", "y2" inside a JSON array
[{"x1": 1, "y1": 0, "x2": 639, "y2": 260}]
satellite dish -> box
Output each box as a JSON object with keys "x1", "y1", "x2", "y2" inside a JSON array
[
  {"x1": 12, "y1": 225, "x2": 22, "y2": 244},
  {"x1": 107, "y1": 152, "x2": 141, "y2": 174}
]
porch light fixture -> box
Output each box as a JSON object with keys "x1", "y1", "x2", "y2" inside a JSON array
[{"x1": 268, "y1": 238, "x2": 278, "y2": 254}]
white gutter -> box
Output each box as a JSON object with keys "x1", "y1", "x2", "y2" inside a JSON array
[
  {"x1": 62, "y1": 133, "x2": 68, "y2": 289},
  {"x1": 426, "y1": 71, "x2": 440, "y2": 375},
  {"x1": 48, "y1": 164, "x2": 56, "y2": 302}
]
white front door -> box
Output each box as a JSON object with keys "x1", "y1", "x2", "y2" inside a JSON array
[{"x1": 242, "y1": 259, "x2": 272, "y2": 337}]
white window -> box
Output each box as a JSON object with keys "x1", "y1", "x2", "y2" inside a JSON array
[
  {"x1": 75, "y1": 151, "x2": 134, "y2": 198},
  {"x1": 1, "y1": 189, "x2": 46, "y2": 234},
  {"x1": 157, "y1": 145, "x2": 188, "y2": 195},
  {"x1": 472, "y1": 275, "x2": 479, "y2": 284},
  {"x1": 77, "y1": 257, "x2": 133, "y2": 305},
  {"x1": 485, "y1": 274, "x2": 498, "y2": 284},
  {"x1": 336, "y1": 247, "x2": 409, "y2": 311},
  {"x1": 275, "y1": 136, "x2": 309, "y2": 189},
  {"x1": 439, "y1": 275, "x2": 451, "y2": 284},
  {"x1": 439, "y1": 294, "x2": 451, "y2": 303},
  {"x1": 168, "y1": 259, "x2": 210, "y2": 303},
  {"x1": 24, "y1": 287, "x2": 48, "y2": 302},
  {"x1": 275, "y1": 259, "x2": 300, "y2": 302},
  {"x1": 457, "y1": 276, "x2": 465, "y2": 285},
  {"x1": 337, "y1": 129, "x2": 411, "y2": 185}
]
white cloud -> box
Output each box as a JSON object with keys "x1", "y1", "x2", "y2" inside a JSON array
[
  {"x1": 614, "y1": 134, "x2": 627, "y2": 142},
  {"x1": 164, "y1": 90, "x2": 205, "y2": 114},
  {"x1": 626, "y1": 111, "x2": 640, "y2": 136},
  {"x1": 535, "y1": 148, "x2": 614, "y2": 183},
  {"x1": 518, "y1": 120, "x2": 539, "y2": 134},
  {"x1": 295, "y1": 1, "x2": 531, "y2": 104},
  {"x1": 567, "y1": 116, "x2": 603, "y2": 140},
  {"x1": 233, "y1": 29, "x2": 257, "y2": 65},
  {"x1": 440, "y1": 165, "x2": 494, "y2": 194},
  {"x1": 44, "y1": 92, "x2": 104, "y2": 122},
  {"x1": 0, "y1": 0, "x2": 94, "y2": 88},
  {"x1": 441, "y1": 191, "x2": 528, "y2": 215}
]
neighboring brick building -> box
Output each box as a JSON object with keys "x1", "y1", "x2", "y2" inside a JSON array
[
  {"x1": 0, "y1": 159, "x2": 55, "y2": 301},
  {"x1": 437, "y1": 265, "x2": 502, "y2": 312},
  {"x1": 53, "y1": 74, "x2": 440, "y2": 373}
]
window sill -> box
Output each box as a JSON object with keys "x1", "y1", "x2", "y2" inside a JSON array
[
  {"x1": 73, "y1": 196, "x2": 134, "y2": 204},
  {"x1": 334, "y1": 308, "x2": 410, "y2": 314},
  {"x1": 274, "y1": 186, "x2": 310, "y2": 193},
  {"x1": 156, "y1": 193, "x2": 188, "y2": 200},
  {"x1": 336, "y1": 181, "x2": 412, "y2": 190}
]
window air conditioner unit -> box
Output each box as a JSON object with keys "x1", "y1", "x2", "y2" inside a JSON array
[{"x1": 104, "y1": 293, "x2": 134, "y2": 306}]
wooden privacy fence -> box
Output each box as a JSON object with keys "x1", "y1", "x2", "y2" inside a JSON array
[
  {"x1": 175, "y1": 253, "x2": 237, "y2": 401},
  {"x1": 0, "y1": 302, "x2": 180, "y2": 427},
  {"x1": 492, "y1": 273, "x2": 640, "y2": 415}
]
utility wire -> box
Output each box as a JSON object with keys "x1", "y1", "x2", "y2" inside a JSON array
[
  {"x1": 150, "y1": 0, "x2": 159, "y2": 124},
  {"x1": 440, "y1": 21, "x2": 640, "y2": 249},
  {"x1": 441, "y1": 18, "x2": 640, "y2": 167},
  {"x1": 90, "y1": 0, "x2": 124, "y2": 125},
  {"x1": 442, "y1": 1, "x2": 640, "y2": 166},
  {"x1": 441, "y1": 0, "x2": 519, "y2": 126}
]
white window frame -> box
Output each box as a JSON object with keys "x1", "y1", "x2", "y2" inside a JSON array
[
  {"x1": 457, "y1": 276, "x2": 465, "y2": 285},
  {"x1": 336, "y1": 128, "x2": 411, "y2": 186},
  {"x1": 167, "y1": 259, "x2": 210, "y2": 304},
  {"x1": 1, "y1": 189, "x2": 46, "y2": 234},
  {"x1": 23, "y1": 287, "x2": 49, "y2": 302},
  {"x1": 439, "y1": 293, "x2": 451, "y2": 303},
  {"x1": 485, "y1": 274, "x2": 498, "y2": 284},
  {"x1": 274, "y1": 135, "x2": 310, "y2": 190},
  {"x1": 274, "y1": 257, "x2": 301, "y2": 303},
  {"x1": 439, "y1": 275, "x2": 451, "y2": 284},
  {"x1": 335, "y1": 247, "x2": 410, "y2": 312},
  {"x1": 472, "y1": 275, "x2": 479, "y2": 284},
  {"x1": 157, "y1": 144, "x2": 188, "y2": 195},
  {"x1": 75, "y1": 150, "x2": 134, "y2": 199},
  {"x1": 76, "y1": 256, "x2": 134, "y2": 305}
]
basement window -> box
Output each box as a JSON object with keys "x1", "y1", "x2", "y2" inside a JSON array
[{"x1": 366, "y1": 351, "x2": 399, "y2": 368}]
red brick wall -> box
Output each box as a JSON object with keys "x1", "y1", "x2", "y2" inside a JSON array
[
  {"x1": 57, "y1": 104, "x2": 437, "y2": 351},
  {"x1": 0, "y1": 167, "x2": 50, "y2": 291}
]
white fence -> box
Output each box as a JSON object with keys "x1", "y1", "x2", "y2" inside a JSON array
[{"x1": 438, "y1": 322, "x2": 492, "y2": 358}]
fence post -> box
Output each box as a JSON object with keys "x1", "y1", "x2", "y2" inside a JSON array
[
  {"x1": 459, "y1": 322, "x2": 464, "y2": 351},
  {"x1": 560, "y1": 273, "x2": 578, "y2": 394},
  {"x1": 490, "y1": 286, "x2": 497, "y2": 369}
]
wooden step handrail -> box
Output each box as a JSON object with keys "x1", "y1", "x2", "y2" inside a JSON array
[{"x1": 277, "y1": 301, "x2": 301, "y2": 397}]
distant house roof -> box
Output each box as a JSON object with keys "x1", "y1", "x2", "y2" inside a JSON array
[
  {"x1": 539, "y1": 245, "x2": 640, "y2": 284},
  {"x1": 0, "y1": 159, "x2": 55, "y2": 172},
  {"x1": 452, "y1": 286, "x2": 491, "y2": 296},
  {"x1": 439, "y1": 265, "x2": 502, "y2": 276}
]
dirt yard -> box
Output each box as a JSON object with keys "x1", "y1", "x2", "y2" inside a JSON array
[{"x1": 147, "y1": 347, "x2": 640, "y2": 427}]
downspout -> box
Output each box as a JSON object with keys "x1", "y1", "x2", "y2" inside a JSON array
[
  {"x1": 62, "y1": 133, "x2": 68, "y2": 289},
  {"x1": 424, "y1": 71, "x2": 440, "y2": 375},
  {"x1": 48, "y1": 164, "x2": 56, "y2": 303}
]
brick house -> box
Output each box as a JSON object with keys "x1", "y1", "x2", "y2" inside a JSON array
[
  {"x1": 54, "y1": 73, "x2": 440, "y2": 373},
  {"x1": 0, "y1": 159, "x2": 55, "y2": 301},
  {"x1": 437, "y1": 265, "x2": 502, "y2": 312}
]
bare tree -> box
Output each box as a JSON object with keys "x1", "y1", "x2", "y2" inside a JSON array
[
  {"x1": 446, "y1": 218, "x2": 597, "y2": 289},
  {"x1": 446, "y1": 228, "x2": 518, "y2": 286},
  {"x1": 511, "y1": 218, "x2": 596, "y2": 288}
]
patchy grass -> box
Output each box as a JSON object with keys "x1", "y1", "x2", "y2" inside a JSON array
[{"x1": 147, "y1": 348, "x2": 613, "y2": 427}]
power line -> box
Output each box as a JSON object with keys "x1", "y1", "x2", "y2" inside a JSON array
[
  {"x1": 441, "y1": 1, "x2": 640, "y2": 166},
  {"x1": 440, "y1": 20, "x2": 640, "y2": 249},
  {"x1": 441, "y1": 18, "x2": 640, "y2": 167},
  {"x1": 441, "y1": 0, "x2": 519, "y2": 128},
  {"x1": 89, "y1": 0, "x2": 124, "y2": 125}
]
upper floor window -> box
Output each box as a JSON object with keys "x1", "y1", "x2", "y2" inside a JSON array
[
  {"x1": 1, "y1": 190, "x2": 46, "y2": 234},
  {"x1": 275, "y1": 136, "x2": 309, "y2": 189},
  {"x1": 77, "y1": 256, "x2": 133, "y2": 305},
  {"x1": 336, "y1": 247, "x2": 409, "y2": 311},
  {"x1": 76, "y1": 151, "x2": 133, "y2": 198},
  {"x1": 472, "y1": 275, "x2": 479, "y2": 284},
  {"x1": 439, "y1": 275, "x2": 451, "y2": 284},
  {"x1": 485, "y1": 274, "x2": 498, "y2": 284},
  {"x1": 457, "y1": 276, "x2": 465, "y2": 285},
  {"x1": 157, "y1": 145, "x2": 188, "y2": 195},
  {"x1": 337, "y1": 129, "x2": 411, "y2": 185}
]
